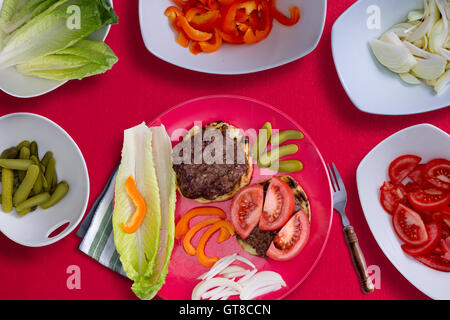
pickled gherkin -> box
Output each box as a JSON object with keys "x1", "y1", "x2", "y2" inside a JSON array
[{"x1": 0, "y1": 140, "x2": 69, "y2": 215}]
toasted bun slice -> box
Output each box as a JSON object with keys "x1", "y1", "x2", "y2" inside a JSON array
[
  {"x1": 174, "y1": 121, "x2": 253, "y2": 203},
  {"x1": 237, "y1": 175, "x2": 310, "y2": 256}
]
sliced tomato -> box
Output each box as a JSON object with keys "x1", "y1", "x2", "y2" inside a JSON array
[
  {"x1": 423, "y1": 159, "x2": 450, "y2": 191},
  {"x1": 401, "y1": 222, "x2": 442, "y2": 256},
  {"x1": 379, "y1": 181, "x2": 408, "y2": 214},
  {"x1": 230, "y1": 184, "x2": 264, "y2": 239},
  {"x1": 442, "y1": 237, "x2": 450, "y2": 261},
  {"x1": 393, "y1": 204, "x2": 428, "y2": 246},
  {"x1": 259, "y1": 176, "x2": 295, "y2": 231},
  {"x1": 414, "y1": 254, "x2": 450, "y2": 272},
  {"x1": 408, "y1": 164, "x2": 425, "y2": 185},
  {"x1": 404, "y1": 182, "x2": 421, "y2": 193},
  {"x1": 408, "y1": 188, "x2": 450, "y2": 213},
  {"x1": 443, "y1": 211, "x2": 450, "y2": 231},
  {"x1": 266, "y1": 210, "x2": 310, "y2": 261},
  {"x1": 389, "y1": 155, "x2": 422, "y2": 184}
]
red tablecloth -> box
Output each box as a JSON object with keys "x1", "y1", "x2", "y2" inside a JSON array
[{"x1": 0, "y1": 0, "x2": 448, "y2": 300}]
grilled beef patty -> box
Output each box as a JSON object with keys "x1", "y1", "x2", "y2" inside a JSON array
[{"x1": 173, "y1": 122, "x2": 249, "y2": 201}]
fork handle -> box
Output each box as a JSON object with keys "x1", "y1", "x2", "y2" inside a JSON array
[{"x1": 344, "y1": 226, "x2": 374, "y2": 294}]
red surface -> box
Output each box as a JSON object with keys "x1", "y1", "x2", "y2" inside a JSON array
[
  {"x1": 151, "y1": 96, "x2": 333, "y2": 300},
  {"x1": 0, "y1": 0, "x2": 448, "y2": 300}
]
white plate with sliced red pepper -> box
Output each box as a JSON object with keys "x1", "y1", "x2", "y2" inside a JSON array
[
  {"x1": 138, "y1": 0, "x2": 326, "y2": 74},
  {"x1": 357, "y1": 124, "x2": 450, "y2": 300}
]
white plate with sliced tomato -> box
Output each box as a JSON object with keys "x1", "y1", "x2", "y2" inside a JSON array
[
  {"x1": 357, "y1": 124, "x2": 450, "y2": 300},
  {"x1": 149, "y1": 95, "x2": 333, "y2": 300}
]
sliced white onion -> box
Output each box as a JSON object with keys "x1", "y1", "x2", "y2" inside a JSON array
[
  {"x1": 210, "y1": 287, "x2": 240, "y2": 300},
  {"x1": 370, "y1": 38, "x2": 417, "y2": 73},
  {"x1": 439, "y1": 47, "x2": 450, "y2": 60},
  {"x1": 239, "y1": 271, "x2": 286, "y2": 300},
  {"x1": 235, "y1": 255, "x2": 257, "y2": 270},
  {"x1": 244, "y1": 284, "x2": 283, "y2": 300},
  {"x1": 192, "y1": 254, "x2": 286, "y2": 301},
  {"x1": 408, "y1": 10, "x2": 425, "y2": 22},
  {"x1": 434, "y1": 68, "x2": 450, "y2": 93},
  {"x1": 384, "y1": 22, "x2": 420, "y2": 39},
  {"x1": 429, "y1": 19, "x2": 448, "y2": 53},
  {"x1": 407, "y1": 0, "x2": 440, "y2": 42},
  {"x1": 399, "y1": 72, "x2": 422, "y2": 84},
  {"x1": 192, "y1": 278, "x2": 242, "y2": 300},
  {"x1": 435, "y1": 0, "x2": 448, "y2": 30},
  {"x1": 237, "y1": 268, "x2": 258, "y2": 285},
  {"x1": 404, "y1": 41, "x2": 447, "y2": 79},
  {"x1": 222, "y1": 270, "x2": 251, "y2": 279},
  {"x1": 199, "y1": 253, "x2": 237, "y2": 280},
  {"x1": 219, "y1": 265, "x2": 247, "y2": 275}
]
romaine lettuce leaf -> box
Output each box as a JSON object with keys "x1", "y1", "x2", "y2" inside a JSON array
[
  {"x1": 131, "y1": 126, "x2": 177, "y2": 300},
  {"x1": 113, "y1": 124, "x2": 177, "y2": 300},
  {"x1": 0, "y1": 0, "x2": 117, "y2": 69},
  {"x1": 15, "y1": 39, "x2": 118, "y2": 80},
  {"x1": 113, "y1": 123, "x2": 161, "y2": 297},
  {"x1": 1, "y1": 0, "x2": 59, "y2": 35},
  {"x1": 0, "y1": 0, "x2": 24, "y2": 50}
]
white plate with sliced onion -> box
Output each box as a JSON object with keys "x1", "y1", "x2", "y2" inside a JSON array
[{"x1": 332, "y1": 0, "x2": 449, "y2": 115}]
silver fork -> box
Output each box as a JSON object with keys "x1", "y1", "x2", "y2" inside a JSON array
[{"x1": 327, "y1": 163, "x2": 374, "y2": 294}]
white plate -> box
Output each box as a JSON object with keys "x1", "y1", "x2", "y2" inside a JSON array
[
  {"x1": 0, "y1": 113, "x2": 90, "y2": 247},
  {"x1": 0, "y1": 0, "x2": 113, "y2": 98},
  {"x1": 139, "y1": 0, "x2": 326, "y2": 75},
  {"x1": 332, "y1": 0, "x2": 450, "y2": 115},
  {"x1": 356, "y1": 124, "x2": 450, "y2": 300}
]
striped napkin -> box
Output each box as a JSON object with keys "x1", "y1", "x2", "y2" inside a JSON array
[{"x1": 77, "y1": 167, "x2": 126, "y2": 277}]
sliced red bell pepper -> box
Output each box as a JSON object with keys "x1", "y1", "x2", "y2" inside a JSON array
[
  {"x1": 165, "y1": 6, "x2": 184, "y2": 23},
  {"x1": 222, "y1": 0, "x2": 257, "y2": 34},
  {"x1": 173, "y1": 0, "x2": 197, "y2": 12},
  {"x1": 243, "y1": 0, "x2": 273, "y2": 44},
  {"x1": 188, "y1": 9, "x2": 221, "y2": 31},
  {"x1": 270, "y1": 0, "x2": 300, "y2": 26},
  {"x1": 220, "y1": 30, "x2": 244, "y2": 44},
  {"x1": 189, "y1": 41, "x2": 203, "y2": 55},
  {"x1": 199, "y1": 28, "x2": 223, "y2": 52},
  {"x1": 177, "y1": 31, "x2": 190, "y2": 48},
  {"x1": 177, "y1": 16, "x2": 213, "y2": 41}
]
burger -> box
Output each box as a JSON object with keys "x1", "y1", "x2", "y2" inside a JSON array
[{"x1": 172, "y1": 121, "x2": 253, "y2": 203}]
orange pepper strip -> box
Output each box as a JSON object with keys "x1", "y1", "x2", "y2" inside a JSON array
[
  {"x1": 197, "y1": 220, "x2": 235, "y2": 267},
  {"x1": 177, "y1": 31, "x2": 190, "y2": 48},
  {"x1": 177, "y1": 16, "x2": 213, "y2": 41},
  {"x1": 121, "y1": 176, "x2": 147, "y2": 234},
  {"x1": 217, "y1": 227, "x2": 231, "y2": 243},
  {"x1": 190, "y1": 10, "x2": 221, "y2": 31},
  {"x1": 189, "y1": 41, "x2": 202, "y2": 54},
  {"x1": 243, "y1": 1, "x2": 273, "y2": 44},
  {"x1": 199, "y1": 28, "x2": 222, "y2": 53},
  {"x1": 220, "y1": 30, "x2": 244, "y2": 44},
  {"x1": 183, "y1": 217, "x2": 222, "y2": 255},
  {"x1": 175, "y1": 206, "x2": 227, "y2": 239},
  {"x1": 270, "y1": 0, "x2": 300, "y2": 26},
  {"x1": 165, "y1": 6, "x2": 184, "y2": 23},
  {"x1": 185, "y1": 7, "x2": 205, "y2": 22},
  {"x1": 208, "y1": 0, "x2": 220, "y2": 10}
]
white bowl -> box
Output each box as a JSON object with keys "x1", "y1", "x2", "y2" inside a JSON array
[
  {"x1": 0, "y1": 0, "x2": 113, "y2": 98},
  {"x1": 139, "y1": 0, "x2": 326, "y2": 74},
  {"x1": 332, "y1": 0, "x2": 450, "y2": 115},
  {"x1": 356, "y1": 124, "x2": 450, "y2": 300},
  {"x1": 0, "y1": 113, "x2": 90, "y2": 247}
]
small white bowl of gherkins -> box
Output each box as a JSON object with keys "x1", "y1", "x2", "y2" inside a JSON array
[{"x1": 0, "y1": 113, "x2": 89, "y2": 247}]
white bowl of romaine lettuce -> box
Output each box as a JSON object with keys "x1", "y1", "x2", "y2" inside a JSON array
[{"x1": 0, "y1": 0, "x2": 117, "y2": 98}]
